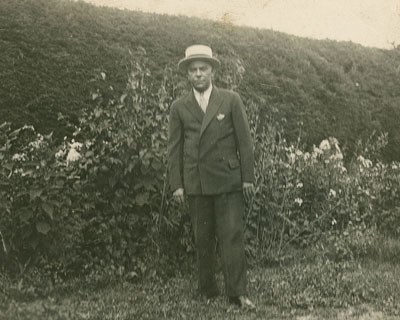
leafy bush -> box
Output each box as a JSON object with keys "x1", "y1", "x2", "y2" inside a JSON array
[
  {"x1": 0, "y1": 122, "x2": 86, "y2": 275},
  {"x1": 1, "y1": 47, "x2": 400, "y2": 280},
  {"x1": 70, "y1": 49, "x2": 190, "y2": 277},
  {"x1": 246, "y1": 102, "x2": 400, "y2": 260},
  {"x1": 0, "y1": 49, "x2": 187, "y2": 278}
]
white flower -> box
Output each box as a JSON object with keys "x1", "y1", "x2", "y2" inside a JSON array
[
  {"x1": 329, "y1": 137, "x2": 339, "y2": 147},
  {"x1": 296, "y1": 182, "x2": 303, "y2": 188},
  {"x1": 312, "y1": 146, "x2": 323, "y2": 157},
  {"x1": 294, "y1": 198, "x2": 303, "y2": 206},
  {"x1": 216, "y1": 113, "x2": 225, "y2": 121},
  {"x1": 66, "y1": 148, "x2": 81, "y2": 164},
  {"x1": 22, "y1": 125, "x2": 35, "y2": 131},
  {"x1": 73, "y1": 127, "x2": 82, "y2": 137},
  {"x1": 357, "y1": 155, "x2": 372, "y2": 168},
  {"x1": 287, "y1": 153, "x2": 296, "y2": 164},
  {"x1": 330, "y1": 152, "x2": 343, "y2": 161},
  {"x1": 29, "y1": 139, "x2": 45, "y2": 150},
  {"x1": 70, "y1": 142, "x2": 83, "y2": 150},
  {"x1": 319, "y1": 139, "x2": 330, "y2": 151},
  {"x1": 295, "y1": 150, "x2": 303, "y2": 157},
  {"x1": 55, "y1": 149, "x2": 65, "y2": 159},
  {"x1": 329, "y1": 189, "x2": 337, "y2": 198},
  {"x1": 12, "y1": 153, "x2": 26, "y2": 161}
]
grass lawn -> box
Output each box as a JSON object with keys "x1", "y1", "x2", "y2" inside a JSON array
[{"x1": 2, "y1": 254, "x2": 400, "y2": 320}]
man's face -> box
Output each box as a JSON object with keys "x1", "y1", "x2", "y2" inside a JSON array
[{"x1": 187, "y1": 60, "x2": 214, "y2": 92}]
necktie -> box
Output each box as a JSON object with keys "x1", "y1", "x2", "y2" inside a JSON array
[{"x1": 199, "y1": 93, "x2": 207, "y2": 113}]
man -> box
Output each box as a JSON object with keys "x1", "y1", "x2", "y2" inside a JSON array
[{"x1": 167, "y1": 44, "x2": 255, "y2": 309}]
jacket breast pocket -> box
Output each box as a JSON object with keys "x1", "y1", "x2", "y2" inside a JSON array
[{"x1": 228, "y1": 158, "x2": 240, "y2": 169}]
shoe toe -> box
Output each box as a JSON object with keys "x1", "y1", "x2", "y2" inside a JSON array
[{"x1": 238, "y1": 296, "x2": 256, "y2": 310}]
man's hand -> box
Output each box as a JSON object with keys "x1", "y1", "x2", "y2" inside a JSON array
[
  {"x1": 173, "y1": 188, "x2": 185, "y2": 204},
  {"x1": 243, "y1": 182, "x2": 255, "y2": 203}
]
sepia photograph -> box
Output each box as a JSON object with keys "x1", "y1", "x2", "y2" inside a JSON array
[{"x1": 1, "y1": 0, "x2": 400, "y2": 319}]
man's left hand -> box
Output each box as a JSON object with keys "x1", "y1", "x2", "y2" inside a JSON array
[{"x1": 243, "y1": 182, "x2": 255, "y2": 203}]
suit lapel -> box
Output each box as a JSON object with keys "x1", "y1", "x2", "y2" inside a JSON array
[
  {"x1": 184, "y1": 91, "x2": 204, "y2": 124},
  {"x1": 200, "y1": 87, "x2": 223, "y2": 138}
]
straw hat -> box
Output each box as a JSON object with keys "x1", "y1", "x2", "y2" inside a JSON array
[{"x1": 178, "y1": 45, "x2": 220, "y2": 72}]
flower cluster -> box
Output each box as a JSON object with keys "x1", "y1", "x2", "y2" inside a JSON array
[
  {"x1": 315, "y1": 137, "x2": 344, "y2": 162},
  {"x1": 28, "y1": 133, "x2": 45, "y2": 150},
  {"x1": 11, "y1": 153, "x2": 27, "y2": 162},
  {"x1": 357, "y1": 155, "x2": 373, "y2": 168},
  {"x1": 66, "y1": 140, "x2": 83, "y2": 165},
  {"x1": 54, "y1": 139, "x2": 84, "y2": 166},
  {"x1": 251, "y1": 120, "x2": 400, "y2": 254}
]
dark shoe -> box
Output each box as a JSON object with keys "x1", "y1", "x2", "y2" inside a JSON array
[
  {"x1": 201, "y1": 292, "x2": 219, "y2": 305},
  {"x1": 229, "y1": 296, "x2": 256, "y2": 310},
  {"x1": 206, "y1": 292, "x2": 219, "y2": 299}
]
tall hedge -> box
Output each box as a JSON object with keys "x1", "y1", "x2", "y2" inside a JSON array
[{"x1": 1, "y1": 0, "x2": 400, "y2": 160}]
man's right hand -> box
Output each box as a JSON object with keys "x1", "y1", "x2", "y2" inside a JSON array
[{"x1": 173, "y1": 188, "x2": 185, "y2": 204}]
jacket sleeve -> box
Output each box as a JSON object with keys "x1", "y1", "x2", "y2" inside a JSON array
[
  {"x1": 231, "y1": 93, "x2": 255, "y2": 183},
  {"x1": 167, "y1": 101, "x2": 184, "y2": 192}
]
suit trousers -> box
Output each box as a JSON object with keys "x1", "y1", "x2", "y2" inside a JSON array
[{"x1": 188, "y1": 191, "x2": 247, "y2": 298}]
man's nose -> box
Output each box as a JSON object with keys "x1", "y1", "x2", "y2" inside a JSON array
[{"x1": 195, "y1": 69, "x2": 202, "y2": 76}]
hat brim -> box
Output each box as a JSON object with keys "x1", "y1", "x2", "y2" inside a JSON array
[{"x1": 178, "y1": 55, "x2": 220, "y2": 72}]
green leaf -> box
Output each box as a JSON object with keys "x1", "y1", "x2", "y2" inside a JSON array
[
  {"x1": 120, "y1": 93, "x2": 127, "y2": 103},
  {"x1": 19, "y1": 209, "x2": 33, "y2": 222},
  {"x1": 109, "y1": 176, "x2": 117, "y2": 188},
  {"x1": 85, "y1": 151, "x2": 94, "y2": 158},
  {"x1": 44, "y1": 132, "x2": 53, "y2": 140},
  {"x1": 56, "y1": 179, "x2": 64, "y2": 187},
  {"x1": 151, "y1": 160, "x2": 161, "y2": 171},
  {"x1": 4, "y1": 163, "x2": 13, "y2": 171},
  {"x1": 94, "y1": 107, "x2": 102, "y2": 117},
  {"x1": 10, "y1": 128, "x2": 21, "y2": 137},
  {"x1": 30, "y1": 189, "x2": 43, "y2": 201},
  {"x1": 135, "y1": 192, "x2": 149, "y2": 206},
  {"x1": 36, "y1": 222, "x2": 51, "y2": 235},
  {"x1": 42, "y1": 203, "x2": 54, "y2": 220}
]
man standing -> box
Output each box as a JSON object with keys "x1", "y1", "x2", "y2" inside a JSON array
[{"x1": 167, "y1": 45, "x2": 255, "y2": 309}]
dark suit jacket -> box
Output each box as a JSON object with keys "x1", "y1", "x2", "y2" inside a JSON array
[{"x1": 167, "y1": 86, "x2": 255, "y2": 195}]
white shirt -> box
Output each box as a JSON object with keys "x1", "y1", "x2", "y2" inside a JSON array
[{"x1": 193, "y1": 84, "x2": 213, "y2": 113}]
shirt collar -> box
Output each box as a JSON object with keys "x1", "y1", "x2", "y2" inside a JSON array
[{"x1": 193, "y1": 84, "x2": 213, "y2": 103}]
